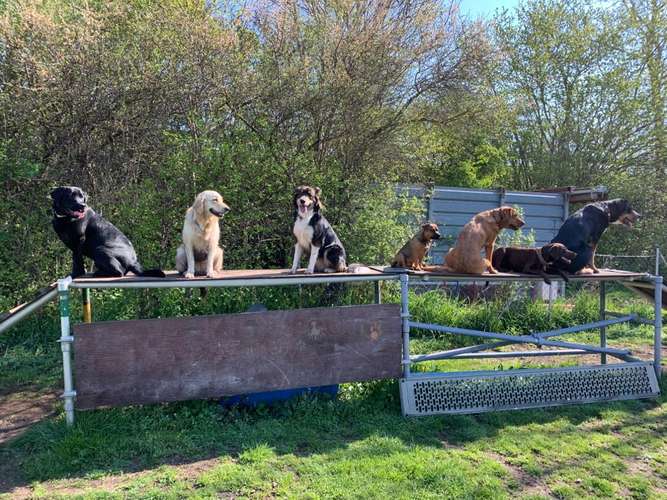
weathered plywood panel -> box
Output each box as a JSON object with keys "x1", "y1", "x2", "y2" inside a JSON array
[{"x1": 73, "y1": 304, "x2": 401, "y2": 409}]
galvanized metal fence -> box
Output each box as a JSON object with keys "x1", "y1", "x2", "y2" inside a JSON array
[
  {"x1": 597, "y1": 248, "x2": 664, "y2": 276},
  {"x1": 425, "y1": 187, "x2": 567, "y2": 264}
]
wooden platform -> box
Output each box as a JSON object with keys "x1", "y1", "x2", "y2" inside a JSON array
[
  {"x1": 69, "y1": 267, "x2": 650, "y2": 288},
  {"x1": 69, "y1": 268, "x2": 393, "y2": 289},
  {"x1": 622, "y1": 280, "x2": 667, "y2": 306},
  {"x1": 376, "y1": 266, "x2": 649, "y2": 282}
]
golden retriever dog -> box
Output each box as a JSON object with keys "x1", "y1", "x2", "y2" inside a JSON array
[
  {"x1": 176, "y1": 190, "x2": 230, "y2": 278},
  {"x1": 390, "y1": 223, "x2": 441, "y2": 270},
  {"x1": 442, "y1": 207, "x2": 525, "y2": 274}
]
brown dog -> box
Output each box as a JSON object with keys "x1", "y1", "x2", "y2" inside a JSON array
[
  {"x1": 391, "y1": 223, "x2": 441, "y2": 270},
  {"x1": 442, "y1": 207, "x2": 525, "y2": 274},
  {"x1": 492, "y1": 243, "x2": 577, "y2": 284}
]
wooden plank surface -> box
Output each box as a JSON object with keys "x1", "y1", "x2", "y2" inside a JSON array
[
  {"x1": 375, "y1": 266, "x2": 647, "y2": 281},
  {"x1": 622, "y1": 282, "x2": 667, "y2": 309},
  {"x1": 72, "y1": 267, "x2": 385, "y2": 284},
  {"x1": 73, "y1": 304, "x2": 401, "y2": 409}
]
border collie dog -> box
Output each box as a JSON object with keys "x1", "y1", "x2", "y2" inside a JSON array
[{"x1": 289, "y1": 185, "x2": 347, "y2": 274}]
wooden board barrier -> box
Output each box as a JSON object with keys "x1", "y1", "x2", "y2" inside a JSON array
[{"x1": 73, "y1": 304, "x2": 401, "y2": 409}]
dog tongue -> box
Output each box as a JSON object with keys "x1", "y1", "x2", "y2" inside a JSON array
[{"x1": 299, "y1": 205, "x2": 307, "y2": 215}]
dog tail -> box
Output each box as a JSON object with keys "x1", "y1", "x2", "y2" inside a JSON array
[
  {"x1": 141, "y1": 269, "x2": 166, "y2": 278},
  {"x1": 129, "y1": 264, "x2": 166, "y2": 278}
]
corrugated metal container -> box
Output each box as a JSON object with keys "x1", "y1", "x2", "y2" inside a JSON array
[{"x1": 423, "y1": 187, "x2": 567, "y2": 264}]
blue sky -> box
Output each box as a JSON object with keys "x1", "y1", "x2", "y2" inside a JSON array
[{"x1": 459, "y1": 0, "x2": 520, "y2": 18}]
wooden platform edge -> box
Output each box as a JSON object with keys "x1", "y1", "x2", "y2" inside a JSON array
[{"x1": 621, "y1": 281, "x2": 667, "y2": 310}]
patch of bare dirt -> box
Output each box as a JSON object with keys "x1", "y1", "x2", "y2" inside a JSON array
[
  {"x1": 484, "y1": 451, "x2": 554, "y2": 498},
  {"x1": 3, "y1": 457, "x2": 224, "y2": 499},
  {"x1": 498, "y1": 342, "x2": 666, "y2": 368},
  {"x1": 0, "y1": 390, "x2": 58, "y2": 445},
  {"x1": 0, "y1": 389, "x2": 58, "y2": 496}
]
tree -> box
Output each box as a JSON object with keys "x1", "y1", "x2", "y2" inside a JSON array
[
  {"x1": 494, "y1": 0, "x2": 644, "y2": 189},
  {"x1": 224, "y1": 0, "x2": 493, "y2": 182},
  {"x1": 623, "y1": 0, "x2": 667, "y2": 183}
]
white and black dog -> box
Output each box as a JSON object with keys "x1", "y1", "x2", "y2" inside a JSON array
[{"x1": 290, "y1": 185, "x2": 347, "y2": 274}]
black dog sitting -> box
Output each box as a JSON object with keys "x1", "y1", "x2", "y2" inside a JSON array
[
  {"x1": 550, "y1": 199, "x2": 640, "y2": 274},
  {"x1": 51, "y1": 186, "x2": 165, "y2": 278},
  {"x1": 492, "y1": 243, "x2": 577, "y2": 284}
]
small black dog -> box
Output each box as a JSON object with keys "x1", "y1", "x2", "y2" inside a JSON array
[
  {"x1": 289, "y1": 185, "x2": 347, "y2": 274},
  {"x1": 550, "y1": 199, "x2": 640, "y2": 274},
  {"x1": 51, "y1": 186, "x2": 165, "y2": 278}
]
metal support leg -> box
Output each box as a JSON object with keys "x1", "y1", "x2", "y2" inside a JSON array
[
  {"x1": 58, "y1": 277, "x2": 76, "y2": 426},
  {"x1": 374, "y1": 281, "x2": 382, "y2": 304},
  {"x1": 82, "y1": 288, "x2": 92, "y2": 323},
  {"x1": 400, "y1": 273, "x2": 410, "y2": 378},
  {"x1": 655, "y1": 275, "x2": 662, "y2": 379},
  {"x1": 656, "y1": 248, "x2": 660, "y2": 278},
  {"x1": 600, "y1": 282, "x2": 606, "y2": 364}
]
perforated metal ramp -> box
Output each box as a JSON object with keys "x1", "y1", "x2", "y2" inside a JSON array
[{"x1": 400, "y1": 363, "x2": 660, "y2": 416}]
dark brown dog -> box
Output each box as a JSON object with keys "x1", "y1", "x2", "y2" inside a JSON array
[
  {"x1": 492, "y1": 243, "x2": 577, "y2": 284},
  {"x1": 391, "y1": 223, "x2": 441, "y2": 270}
]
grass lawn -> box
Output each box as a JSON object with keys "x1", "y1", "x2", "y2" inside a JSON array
[{"x1": 1, "y1": 286, "x2": 665, "y2": 498}]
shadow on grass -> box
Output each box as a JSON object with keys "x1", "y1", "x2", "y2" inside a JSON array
[{"x1": 1, "y1": 376, "x2": 664, "y2": 492}]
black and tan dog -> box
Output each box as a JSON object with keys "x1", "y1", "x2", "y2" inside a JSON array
[
  {"x1": 289, "y1": 185, "x2": 347, "y2": 274},
  {"x1": 391, "y1": 223, "x2": 441, "y2": 270},
  {"x1": 551, "y1": 199, "x2": 640, "y2": 274},
  {"x1": 51, "y1": 186, "x2": 165, "y2": 278},
  {"x1": 492, "y1": 243, "x2": 577, "y2": 284}
]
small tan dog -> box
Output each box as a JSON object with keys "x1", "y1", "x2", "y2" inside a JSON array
[
  {"x1": 443, "y1": 207, "x2": 525, "y2": 274},
  {"x1": 176, "y1": 190, "x2": 230, "y2": 278},
  {"x1": 391, "y1": 223, "x2": 441, "y2": 270}
]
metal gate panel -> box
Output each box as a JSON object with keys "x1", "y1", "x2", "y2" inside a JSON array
[{"x1": 400, "y1": 362, "x2": 659, "y2": 416}]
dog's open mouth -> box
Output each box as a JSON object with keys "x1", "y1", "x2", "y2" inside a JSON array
[
  {"x1": 619, "y1": 212, "x2": 640, "y2": 227},
  {"x1": 621, "y1": 219, "x2": 633, "y2": 227},
  {"x1": 68, "y1": 209, "x2": 85, "y2": 219},
  {"x1": 298, "y1": 204, "x2": 309, "y2": 216}
]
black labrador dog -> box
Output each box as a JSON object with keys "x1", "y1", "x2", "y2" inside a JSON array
[
  {"x1": 51, "y1": 186, "x2": 165, "y2": 278},
  {"x1": 550, "y1": 199, "x2": 640, "y2": 274}
]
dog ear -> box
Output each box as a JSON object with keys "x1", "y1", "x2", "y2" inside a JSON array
[
  {"x1": 503, "y1": 207, "x2": 514, "y2": 220},
  {"x1": 193, "y1": 192, "x2": 207, "y2": 217},
  {"x1": 313, "y1": 188, "x2": 325, "y2": 212}
]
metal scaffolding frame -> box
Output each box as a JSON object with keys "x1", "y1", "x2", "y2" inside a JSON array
[
  {"x1": 55, "y1": 271, "x2": 393, "y2": 425},
  {"x1": 398, "y1": 272, "x2": 663, "y2": 416},
  {"x1": 50, "y1": 268, "x2": 663, "y2": 424}
]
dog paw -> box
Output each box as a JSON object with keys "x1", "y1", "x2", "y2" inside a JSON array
[
  {"x1": 289, "y1": 268, "x2": 298, "y2": 275},
  {"x1": 305, "y1": 268, "x2": 315, "y2": 274},
  {"x1": 206, "y1": 271, "x2": 218, "y2": 279},
  {"x1": 184, "y1": 272, "x2": 195, "y2": 279},
  {"x1": 487, "y1": 268, "x2": 499, "y2": 274}
]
